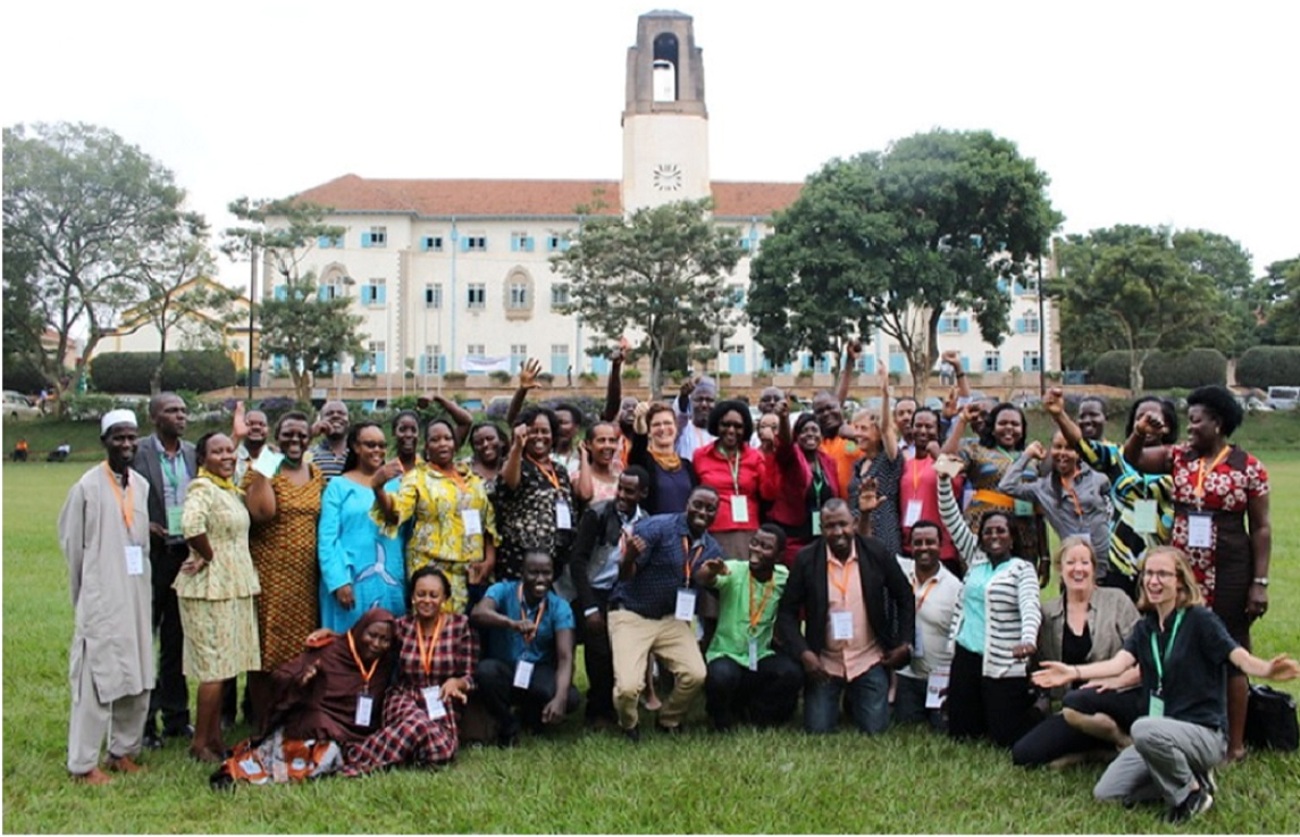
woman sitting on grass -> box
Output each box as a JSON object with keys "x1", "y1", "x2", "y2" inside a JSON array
[
  {"x1": 1033, "y1": 546, "x2": 1299, "y2": 824},
  {"x1": 211, "y1": 609, "x2": 395, "y2": 786}
]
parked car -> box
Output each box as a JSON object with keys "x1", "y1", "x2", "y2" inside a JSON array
[
  {"x1": 3, "y1": 391, "x2": 40, "y2": 420},
  {"x1": 1266, "y1": 386, "x2": 1299, "y2": 411}
]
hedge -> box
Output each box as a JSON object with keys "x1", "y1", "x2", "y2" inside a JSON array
[
  {"x1": 1235, "y1": 346, "x2": 1300, "y2": 389},
  {"x1": 2, "y1": 353, "x2": 53, "y2": 394},
  {"x1": 1090, "y1": 349, "x2": 1228, "y2": 390},
  {"x1": 89, "y1": 350, "x2": 236, "y2": 394}
]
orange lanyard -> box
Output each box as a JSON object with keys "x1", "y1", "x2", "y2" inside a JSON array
[
  {"x1": 1193, "y1": 446, "x2": 1231, "y2": 501},
  {"x1": 431, "y1": 463, "x2": 468, "y2": 494},
  {"x1": 913, "y1": 575, "x2": 938, "y2": 612},
  {"x1": 721, "y1": 447, "x2": 742, "y2": 493},
  {"x1": 748, "y1": 574, "x2": 776, "y2": 633},
  {"x1": 517, "y1": 585, "x2": 547, "y2": 643},
  {"x1": 103, "y1": 462, "x2": 136, "y2": 533},
  {"x1": 529, "y1": 457, "x2": 563, "y2": 493},
  {"x1": 347, "y1": 630, "x2": 380, "y2": 690},
  {"x1": 909, "y1": 458, "x2": 922, "y2": 494},
  {"x1": 828, "y1": 554, "x2": 856, "y2": 602},
  {"x1": 680, "y1": 537, "x2": 703, "y2": 585},
  {"x1": 415, "y1": 615, "x2": 445, "y2": 676}
]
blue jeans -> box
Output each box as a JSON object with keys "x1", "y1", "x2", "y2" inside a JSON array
[
  {"x1": 804, "y1": 662, "x2": 890, "y2": 734},
  {"x1": 893, "y1": 673, "x2": 946, "y2": 732}
]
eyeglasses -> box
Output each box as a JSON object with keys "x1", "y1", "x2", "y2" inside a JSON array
[{"x1": 1143, "y1": 569, "x2": 1178, "y2": 580}]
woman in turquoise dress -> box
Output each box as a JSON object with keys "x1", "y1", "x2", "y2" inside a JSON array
[{"x1": 317, "y1": 421, "x2": 407, "y2": 632}]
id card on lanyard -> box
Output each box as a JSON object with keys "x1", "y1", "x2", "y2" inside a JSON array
[
  {"x1": 347, "y1": 630, "x2": 380, "y2": 727},
  {"x1": 1148, "y1": 609, "x2": 1185, "y2": 717},
  {"x1": 677, "y1": 537, "x2": 703, "y2": 621}
]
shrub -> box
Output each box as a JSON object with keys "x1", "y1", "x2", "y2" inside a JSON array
[
  {"x1": 1091, "y1": 351, "x2": 1132, "y2": 388},
  {"x1": 2, "y1": 353, "x2": 53, "y2": 394},
  {"x1": 443, "y1": 371, "x2": 468, "y2": 384},
  {"x1": 621, "y1": 367, "x2": 642, "y2": 380},
  {"x1": 488, "y1": 370, "x2": 512, "y2": 385},
  {"x1": 1235, "y1": 346, "x2": 1300, "y2": 389},
  {"x1": 578, "y1": 372, "x2": 598, "y2": 384},
  {"x1": 88, "y1": 350, "x2": 236, "y2": 394},
  {"x1": 1090, "y1": 349, "x2": 1227, "y2": 389}
]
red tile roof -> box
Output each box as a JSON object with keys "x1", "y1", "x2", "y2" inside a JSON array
[{"x1": 292, "y1": 174, "x2": 802, "y2": 219}]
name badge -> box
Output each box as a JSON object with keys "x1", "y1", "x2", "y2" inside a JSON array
[
  {"x1": 355, "y1": 693, "x2": 374, "y2": 727},
  {"x1": 1013, "y1": 499, "x2": 1034, "y2": 517},
  {"x1": 166, "y1": 506, "x2": 184, "y2": 537},
  {"x1": 811, "y1": 511, "x2": 821, "y2": 536},
  {"x1": 1148, "y1": 694, "x2": 1165, "y2": 718},
  {"x1": 675, "y1": 588, "x2": 698, "y2": 621},
  {"x1": 422, "y1": 685, "x2": 447, "y2": 720},
  {"x1": 555, "y1": 501, "x2": 572, "y2": 530},
  {"x1": 926, "y1": 668, "x2": 950, "y2": 710},
  {"x1": 830, "y1": 609, "x2": 854, "y2": 641},
  {"x1": 252, "y1": 447, "x2": 284, "y2": 478},
  {"x1": 124, "y1": 545, "x2": 145, "y2": 576},
  {"x1": 1132, "y1": 499, "x2": 1159, "y2": 535},
  {"x1": 748, "y1": 638, "x2": 759, "y2": 672},
  {"x1": 1187, "y1": 512, "x2": 1214, "y2": 549},
  {"x1": 513, "y1": 660, "x2": 535, "y2": 689},
  {"x1": 904, "y1": 499, "x2": 923, "y2": 528},
  {"x1": 461, "y1": 508, "x2": 483, "y2": 536},
  {"x1": 730, "y1": 494, "x2": 750, "y2": 524}
]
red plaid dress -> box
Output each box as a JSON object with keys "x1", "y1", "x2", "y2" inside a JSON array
[{"x1": 343, "y1": 614, "x2": 479, "y2": 775}]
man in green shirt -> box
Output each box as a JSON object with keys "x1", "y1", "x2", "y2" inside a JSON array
[{"x1": 695, "y1": 524, "x2": 802, "y2": 731}]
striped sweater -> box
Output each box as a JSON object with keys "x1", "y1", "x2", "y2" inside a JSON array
[{"x1": 938, "y1": 477, "x2": 1042, "y2": 678}]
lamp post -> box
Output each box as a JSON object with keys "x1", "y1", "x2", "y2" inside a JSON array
[
  {"x1": 247, "y1": 243, "x2": 256, "y2": 402},
  {"x1": 1037, "y1": 253, "x2": 1047, "y2": 398}
]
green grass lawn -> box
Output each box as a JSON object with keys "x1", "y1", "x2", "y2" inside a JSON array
[{"x1": 4, "y1": 452, "x2": 1300, "y2": 834}]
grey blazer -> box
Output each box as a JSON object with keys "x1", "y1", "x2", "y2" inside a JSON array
[
  {"x1": 130, "y1": 433, "x2": 197, "y2": 534},
  {"x1": 1036, "y1": 586, "x2": 1140, "y2": 698}
]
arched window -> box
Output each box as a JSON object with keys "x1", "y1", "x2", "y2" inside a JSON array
[{"x1": 653, "y1": 33, "x2": 679, "y2": 102}]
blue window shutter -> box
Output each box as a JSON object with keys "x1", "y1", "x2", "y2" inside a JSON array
[
  {"x1": 376, "y1": 351, "x2": 386, "y2": 374},
  {"x1": 1014, "y1": 318, "x2": 1024, "y2": 333},
  {"x1": 460, "y1": 236, "x2": 470, "y2": 252},
  {"x1": 889, "y1": 355, "x2": 905, "y2": 374},
  {"x1": 419, "y1": 238, "x2": 429, "y2": 252},
  {"x1": 360, "y1": 233, "x2": 371, "y2": 248},
  {"x1": 959, "y1": 317, "x2": 969, "y2": 334},
  {"x1": 317, "y1": 235, "x2": 328, "y2": 248},
  {"x1": 274, "y1": 285, "x2": 288, "y2": 301},
  {"x1": 377, "y1": 285, "x2": 387, "y2": 304},
  {"x1": 510, "y1": 237, "x2": 519, "y2": 253},
  {"x1": 524, "y1": 237, "x2": 534, "y2": 252},
  {"x1": 317, "y1": 286, "x2": 328, "y2": 301}
]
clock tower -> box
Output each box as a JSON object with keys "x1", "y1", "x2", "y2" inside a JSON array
[{"x1": 621, "y1": 10, "x2": 711, "y2": 212}]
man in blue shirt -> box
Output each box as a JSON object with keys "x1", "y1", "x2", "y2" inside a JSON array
[
  {"x1": 608, "y1": 485, "x2": 723, "y2": 740},
  {"x1": 471, "y1": 550, "x2": 578, "y2": 747}
]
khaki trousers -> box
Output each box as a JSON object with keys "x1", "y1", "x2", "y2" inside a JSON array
[
  {"x1": 608, "y1": 609, "x2": 706, "y2": 730},
  {"x1": 67, "y1": 650, "x2": 150, "y2": 773}
]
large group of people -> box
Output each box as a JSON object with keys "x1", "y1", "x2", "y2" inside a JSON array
[{"x1": 58, "y1": 363, "x2": 1296, "y2": 825}]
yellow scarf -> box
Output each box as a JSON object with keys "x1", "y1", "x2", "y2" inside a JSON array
[{"x1": 198, "y1": 467, "x2": 243, "y2": 495}]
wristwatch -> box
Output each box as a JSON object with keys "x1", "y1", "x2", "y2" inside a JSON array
[{"x1": 1252, "y1": 577, "x2": 1269, "y2": 586}]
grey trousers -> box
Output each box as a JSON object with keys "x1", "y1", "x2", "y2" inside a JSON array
[
  {"x1": 67, "y1": 655, "x2": 150, "y2": 774},
  {"x1": 1093, "y1": 716, "x2": 1226, "y2": 807}
]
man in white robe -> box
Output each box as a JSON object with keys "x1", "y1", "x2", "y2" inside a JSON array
[{"x1": 59, "y1": 410, "x2": 154, "y2": 784}]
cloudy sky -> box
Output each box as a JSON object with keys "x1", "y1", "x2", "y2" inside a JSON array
[{"x1": 5, "y1": 0, "x2": 1296, "y2": 287}]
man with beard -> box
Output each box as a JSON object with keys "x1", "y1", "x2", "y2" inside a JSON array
[
  {"x1": 674, "y1": 376, "x2": 718, "y2": 460},
  {"x1": 60, "y1": 411, "x2": 154, "y2": 784},
  {"x1": 131, "y1": 392, "x2": 195, "y2": 748},
  {"x1": 892, "y1": 520, "x2": 962, "y2": 730},
  {"x1": 308, "y1": 400, "x2": 350, "y2": 480}
]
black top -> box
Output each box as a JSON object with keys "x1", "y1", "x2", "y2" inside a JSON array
[
  {"x1": 1061, "y1": 619, "x2": 1092, "y2": 667},
  {"x1": 1123, "y1": 605, "x2": 1239, "y2": 731}
]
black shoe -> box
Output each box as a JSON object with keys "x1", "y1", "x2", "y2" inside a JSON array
[
  {"x1": 1194, "y1": 767, "x2": 1218, "y2": 796},
  {"x1": 622, "y1": 726, "x2": 640, "y2": 744},
  {"x1": 1164, "y1": 786, "x2": 1213, "y2": 823},
  {"x1": 142, "y1": 729, "x2": 165, "y2": 751},
  {"x1": 163, "y1": 723, "x2": 195, "y2": 740}
]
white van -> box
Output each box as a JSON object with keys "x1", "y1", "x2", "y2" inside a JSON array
[{"x1": 1266, "y1": 386, "x2": 1299, "y2": 411}]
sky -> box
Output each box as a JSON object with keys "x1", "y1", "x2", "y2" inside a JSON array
[{"x1": 4, "y1": 0, "x2": 1297, "y2": 289}]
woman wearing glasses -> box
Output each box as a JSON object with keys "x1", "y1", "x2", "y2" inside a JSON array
[
  {"x1": 692, "y1": 400, "x2": 767, "y2": 561},
  {"x1": 1034, "y1": 547, "x2": 1297, "y2": 824},
  {"x1": 318, "y1": 422, "x2": 408, "y2": 633}
]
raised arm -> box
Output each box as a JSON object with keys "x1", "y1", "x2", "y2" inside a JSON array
[
  {"x1": 941, "y1": 403, "x2": 981, "y2": 457},
  {"x1": 505, "y1": 358, "x2": 543, "y2": 428},
  {"x1": 501, "y1": 424, "x2": 527, "y2": 490},
  {"x1": 878, "y1": 360, "x2": 898, "y2": 461},
  {"x1": 834, "y1": 340, "x2": 859, "y2": 406},
  {"x1": 431, "y1": 394, "x2": 474, "y2": 449},
  {"x1": 1122, "y1": 412, "x2": 1173, "y2": 474},
  {"x1": 934, "y1": 454, "x2": 980, "y2": 564},
  {"x1": 996, "y1": 441, "x2": 1046, "y2": 499},
  {"x1": 601, "y1": 346, "x2": 626, "y2": 422},
  {"x1": 1043, "y1": 387, "x2": 1084, "y2": 449}
]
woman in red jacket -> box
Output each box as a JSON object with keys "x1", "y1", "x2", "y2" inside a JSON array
[
  {"x1": 761, "y1": 401, "x2": 840, "y2": 566},
  {"x1": 692, "y1": 399, "x2": 767, "y2": 561}
]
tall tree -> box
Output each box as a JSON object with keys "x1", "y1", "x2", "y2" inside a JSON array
[
  {"x1": 3, "y1": 122, "x2": 185, "y2": 411},
  {"x1": 222, "y1": 197, "x2": 365, "y2": 403},
  {"x1": 119, "y1": 211, "x2": 235, "y2": 393},
  {"x1": 1052, "y1": 225, "x2": 1230, "y2": 392},
  {"x1": 748, "y1": 130, "x2": 1060, "y2": 396},
  {"x1": 550, "y1": 198, "x2": 742, "y2": 399},
  {"x1": 1259, "y1": 256, "x2": 1300, "y2": 344}
]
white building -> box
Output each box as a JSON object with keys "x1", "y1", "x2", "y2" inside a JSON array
[{"x1": 273, "y1": 10, "x2": 1057, "y2": 389}]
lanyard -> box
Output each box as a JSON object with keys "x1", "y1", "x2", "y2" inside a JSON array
[
  {"x1": 679, "y1": 537, "x2": 703, "y2": 585},
  {"x1": 347, "y1": 630, "x2": 380, "y2": 691},
  {"x1": 1149, "y1": 609, "x2": 1185, "y2": 694},
  {"x1": 828, "y1": 553, "x2": 856, "y2": 602},
  {"x1": 161, "y1": 451, "x2": 185, "y2": 488},
  {"x1": 909, "y1": 457, "x2": 922, "y2": 494},
  {"x1": 748, "y1": 574, "x2": 776, "y2": 635},
  {"x1": 517, "y1": 585, "x2": 547, "y2": 645},
  {"x1": 913, "y1": 575, "x2": 938, "y2": 612},
  {"x1": 103, "y1": 462, "x2": 136, "y2": 534},
  {"x1": 431, "y1": 463, "x2": 468, "y2": 494},
  {"x1": 723, "y1": 447, "x2": 742, "y2": 493},
  {"x1": 415, "y1": 615, "x2": 445, "y2": 676},
  {"x1": 529, "y1": 457, "x2": 563, "y2": 493},
  {"x1": 811, "y1": 459, "x2": 825, "y2": 505},
  {"x1": 1193, "y1": 446, "x2": 1231, "y2": 502}
]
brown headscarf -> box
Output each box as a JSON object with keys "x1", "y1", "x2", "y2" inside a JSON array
[{"x1": 270, "y1": 608, "x2": 397, "y2": 745}]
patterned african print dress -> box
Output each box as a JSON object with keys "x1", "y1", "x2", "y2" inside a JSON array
[
  {"x1": 247, "y1": 465, "x2": 325, "y2": 672},
  {"x1": 493, "y1": 458, "x2": 575, "y2": 581},
  {"x1": 957, "y1": 439, "x2": 1047, "y2": 578},
  {"x1": 342, "y1": 613, "x2": 479, "y2": 775}
]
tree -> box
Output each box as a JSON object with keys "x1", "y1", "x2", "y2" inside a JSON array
[
  {"x1": 1051, "y1": 225, "x2": 1230, "y2": 392},
  {"x1": 222, "y1": 197, "x2": 365, "y2": 403},
  {"x1": 747, "y1": 130, "x2": 1060, "y2": 396},
  {"x1": 549, "y1": 198, "x2": 743, "y2": 399},
  {"x1": 3, "y1": 122, "x2": 185, "y2": 411},
  {"x1": 1257, "y1": 256, "x2": 1300, "y2": 345},
  {"x1": 117, "y1": 211, "x2": 236, "y2": 393}
]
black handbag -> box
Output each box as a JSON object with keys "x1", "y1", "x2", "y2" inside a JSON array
[{"x1": 1245, "y1": 683, "x2": 1299, "y2": 751}]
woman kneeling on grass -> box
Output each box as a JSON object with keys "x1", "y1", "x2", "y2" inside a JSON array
[
  {"x1": 1033, "y1": 546, "x2": 1298, "y2": 824},
  {"x1": 211, "y1": 609, "x2": 395, "y2": 786}
]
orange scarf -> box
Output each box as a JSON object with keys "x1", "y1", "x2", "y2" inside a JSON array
[{"x1": 649, "y1": 448, "x2": 682, "y2": 472}]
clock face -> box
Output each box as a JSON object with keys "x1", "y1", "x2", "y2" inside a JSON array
[{"x1": 653, "y1": 163, "x2": 682, "y2": 192}]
